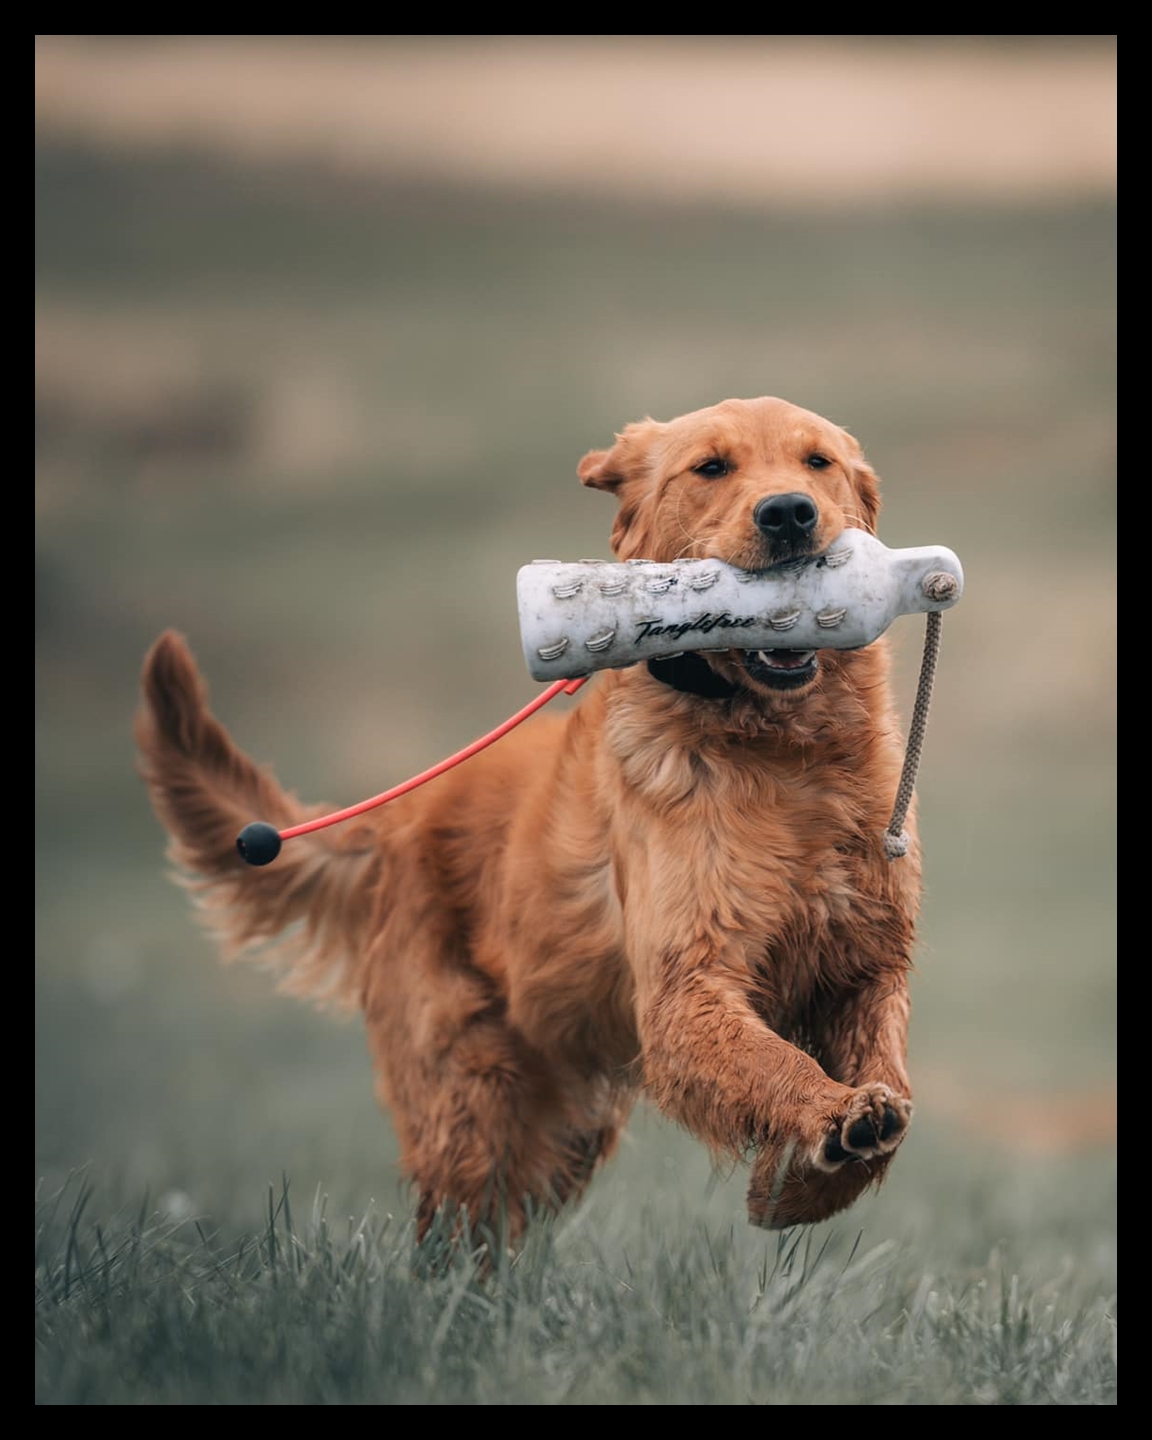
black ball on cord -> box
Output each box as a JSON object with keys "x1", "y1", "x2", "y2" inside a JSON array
[{"x1": 236, "y1": 822, "x2": 282, "y2": 866}]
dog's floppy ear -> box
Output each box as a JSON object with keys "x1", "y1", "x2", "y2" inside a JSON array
[
  {"x1": 840, "y1": 426, "x2": 881, "y2": 534},
  {"x1": 578, "y1": 419, "x2": 661, "y2": 494},
  {"x1": 577, "y1": 447, "x2": 622, "y2": 492},
  {"x1": 578, "y1": 420, "x2": 663, "y2": 558},
  {"x1": 849, "y1": 457, "x2": 881, "y2": 534}
]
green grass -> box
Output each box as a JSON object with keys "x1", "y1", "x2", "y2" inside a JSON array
[{"x1": 36, "y1": 1161, "x2": 1115, "y2": 1405}]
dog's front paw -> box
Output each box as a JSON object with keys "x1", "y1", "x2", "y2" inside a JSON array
[
  {"x1": 815, "y1": 1083, "x2": 911, "y2": 1172},
  {"x1": 746, "y1": 1084, "x2": 913, "y2": 1229}
]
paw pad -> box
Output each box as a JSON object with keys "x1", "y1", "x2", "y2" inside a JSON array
[{"x1": 822, "y1": 1098, "x2": 909, "y2": 1167}]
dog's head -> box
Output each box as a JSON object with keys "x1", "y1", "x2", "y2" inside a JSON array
[{"x1": 578, "y1": 396, "x2": 882, "y2": 696}]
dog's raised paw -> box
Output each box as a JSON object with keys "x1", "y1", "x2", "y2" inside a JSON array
[{"x1": 818, "y1": 1085, "x2": 911, "y2": 1170}]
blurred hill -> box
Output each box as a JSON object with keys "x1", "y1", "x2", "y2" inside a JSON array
[{"x1": 36, "y1": 35, "x2": 1116, "y2": 206}]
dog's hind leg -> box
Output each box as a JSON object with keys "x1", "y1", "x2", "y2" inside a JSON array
[{"x1": 361, "y1": 927, "x2": 621, "y2": 1257}]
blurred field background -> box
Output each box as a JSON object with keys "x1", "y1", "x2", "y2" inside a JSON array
[{"x1": 35, "y1": 36, "x2": 1116, "y2": 1403}]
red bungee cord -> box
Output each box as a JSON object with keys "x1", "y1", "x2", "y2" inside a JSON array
[{"x1": 236, "y1": 676, "x2": 588, "y2": 866}]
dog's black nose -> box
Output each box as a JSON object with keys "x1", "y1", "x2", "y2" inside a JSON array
[{"x1": 753, "y1": 492, "x2": 819, "y2": 543}]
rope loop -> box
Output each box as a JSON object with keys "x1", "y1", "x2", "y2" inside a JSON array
[{"x1": 884, "y1": 610, "x2": 944, "y2": 860}]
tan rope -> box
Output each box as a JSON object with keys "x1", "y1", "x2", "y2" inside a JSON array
[{"x1": 883, "y1": 610, "x2": 943, "y2": 860}]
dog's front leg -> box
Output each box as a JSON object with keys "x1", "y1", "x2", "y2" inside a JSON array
[
  {"x1": 748, "y1": 973, "x2": 915, "y2": 1209},
  {"x1": 638, "y1": 954, "x2": 898, "y2": 1227},
  {"x1": 816, "y1": 975, "x2": 913, "y2": 1099},
  {"x1": 742, "y1": 975, "x2": 916, "y2": 1228}
]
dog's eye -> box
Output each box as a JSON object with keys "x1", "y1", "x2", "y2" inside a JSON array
[
  {"x1": 805, "y1": 453, "x2": 833, "y2": 470},
  {"x1": 693, "y1": 458, "x2": 731, "y2": 479}
]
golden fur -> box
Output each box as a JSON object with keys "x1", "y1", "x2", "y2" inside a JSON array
[{"x1": 135, "y1": 396, "x2": 921, "y2": 1245}]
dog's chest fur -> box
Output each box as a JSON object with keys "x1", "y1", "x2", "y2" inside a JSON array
[{"x1": 615, "y1": 672, "x2": 915, "y2": 947}]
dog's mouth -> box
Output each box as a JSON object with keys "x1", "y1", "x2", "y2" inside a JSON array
[{"x1": 739, "y1": 647, "x2": 819, "y2": 690}]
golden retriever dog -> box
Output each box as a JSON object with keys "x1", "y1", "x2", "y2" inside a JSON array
[{"x1": 135, "y1": 395, "x2": 921, "y2": 1249}]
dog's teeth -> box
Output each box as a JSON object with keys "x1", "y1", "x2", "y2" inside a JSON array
[{"x1": 754, "y1": 648, "x2": 816, "y2": 667}]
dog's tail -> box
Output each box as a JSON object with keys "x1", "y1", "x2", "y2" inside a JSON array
[{"x1": 134, "y1": 629, "x2": 383, "y2": 1007}]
